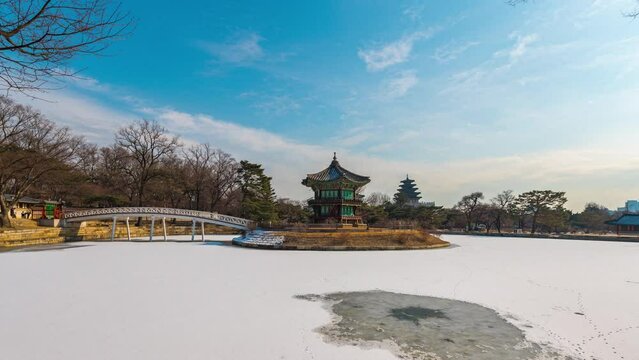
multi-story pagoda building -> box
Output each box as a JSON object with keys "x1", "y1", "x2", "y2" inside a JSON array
[
  {"x1": 302, "y1": 153, "x2": 370, "y2": 225},
  {"x1": 394, "y1": 175, "x2": 422, "y2": 206}
]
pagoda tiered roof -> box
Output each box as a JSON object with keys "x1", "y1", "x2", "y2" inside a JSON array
[
  {"x1": 302, "y1": 153, "x2": 370, "y2": 186},
  {"x1": 394, "y1": 175, "x2": 422, "y2": 204}
]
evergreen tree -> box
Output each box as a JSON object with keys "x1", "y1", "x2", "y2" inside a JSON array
[
  {"x1": 236, "y1": 160, "x2": 278, "y2": 223},
  {"x1": 514, "y1": 190, "x2": 567, "y2": 234}
]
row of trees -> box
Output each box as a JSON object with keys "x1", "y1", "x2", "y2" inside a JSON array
[
  {"x1": 0, "y1": 96, "x2": 284, "y2": 227},
  {"x1": 454, "y1": 190, "x2": 569, "y2": 234},
  {"x1": 359, "y1": 190, "x2": 615, "y2": 234}
]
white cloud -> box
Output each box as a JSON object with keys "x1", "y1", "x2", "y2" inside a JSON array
[
  {"x1": 433, "y1": 41, "x2": 480, "y2": 63},
  {"x1": 197, "y1": 32, "x2": 264, "y2": 64},
  {"x1": 252, "y1": 95, "x2": 301, "y2": 116},
  {"x1": 507, "y1": 33, "x2": 539, "y2": 60},
  {"x1": 358, "y1": 29, "x2": 438, "y2": 71},
  {"x1": 382, "y1": 71, "x2": 418, "y2": 99},
  {"x1": 440, "y1": 65, "x2": 487, "y2": 94},
  {"x1": 403, "y1": 4, "x2": 425, "y2": 21},
  {"x1": 11, "y1": 90, "x2": 136, "y2": 145}
]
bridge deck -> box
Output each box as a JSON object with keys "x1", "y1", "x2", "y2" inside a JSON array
[{"x1": 63, "y1": 207, "x2": 253, "y2": 231}]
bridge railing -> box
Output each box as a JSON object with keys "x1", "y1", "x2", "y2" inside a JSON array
[{"x1": 63, "y1": 207, "x2": 253, "y2": 229}]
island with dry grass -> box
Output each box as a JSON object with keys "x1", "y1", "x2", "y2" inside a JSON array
[
  {"x1": 279, "y1": 229, "x2": 448, "y2": 250},
  {"x1": 234, "y1": 228, "x2": 449, "y2": 250}
]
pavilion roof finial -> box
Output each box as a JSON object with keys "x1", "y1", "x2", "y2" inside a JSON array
[{"x1": 333, "y1": 152, "x2": 337, "y2": 161}]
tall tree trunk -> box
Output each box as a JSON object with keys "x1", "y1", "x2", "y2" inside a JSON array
[
  {"x1": 136, "y1": 183, "x2": 145, "y2": 226},
  {"x1": 0, "y1": 196, "x2": 13, "y2": 228},
  {"x1": 531, "y1": 213, "x2": 538, "y2": 234}
]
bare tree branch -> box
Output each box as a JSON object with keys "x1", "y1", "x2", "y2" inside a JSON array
[
  {"x1": 114, "y1": 119, "x2": 180, "y2": 214},
  {"x1": 0, "y1": 0, "x2": 132, "y2": 93}
]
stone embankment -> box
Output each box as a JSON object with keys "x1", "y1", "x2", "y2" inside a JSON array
[{"x1": 0, "y1": 222, "x2": 240, "y2": 248}]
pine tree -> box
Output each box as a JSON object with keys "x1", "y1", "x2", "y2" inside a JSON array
[{"x1": 236, "y1": 160, "x2": 278, "y2": 223}]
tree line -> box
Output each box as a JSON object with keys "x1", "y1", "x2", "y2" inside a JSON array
[
  {"x1": 360, "y1": 190, "x2": 616, "y2": 234},
  {"x1": 0, "y1": 96, "x2": 286, "y2": 227}
]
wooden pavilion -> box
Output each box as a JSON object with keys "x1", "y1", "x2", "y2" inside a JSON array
[{"x1": 302, "y1": 153, "x2": 370, "y2": 225}]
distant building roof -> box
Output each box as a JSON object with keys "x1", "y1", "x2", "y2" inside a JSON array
[
  {"x1": 606, "y1": 214, "x2": 639, "y2": 226},
  {"x1": 3, "y1": 194, "x2": 60, "y2": 205},
  {"x1": 302, "y1": 153, "x2": 370, "y2": 186}
]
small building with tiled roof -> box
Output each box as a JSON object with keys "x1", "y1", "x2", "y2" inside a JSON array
[
  {"x1": 606, "y1": 214, "x2": 639, "y2": 235},
  {"x1": 302, "y1": 153, "x2": 370, "y2": 225},
  {"x1": 3, "y1": 194, "x2": 62, "y2": 220}
]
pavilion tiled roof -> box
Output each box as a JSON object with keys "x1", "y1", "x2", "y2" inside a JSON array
[
  {"x1": 606, "y1": 214, "x2": 639, "y2": 226},
  {"x1": 3, "y1": 194, "x2": 61, "y2": 205},
  {"x1": 303, "y1": 153, "x2": 370, "y2": 185}
]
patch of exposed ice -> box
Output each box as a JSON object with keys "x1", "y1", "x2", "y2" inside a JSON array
[{"x1": 299, "y1": 291, "x2": 576, "y2": 360}]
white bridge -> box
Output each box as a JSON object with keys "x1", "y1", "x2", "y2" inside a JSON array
[{"x1": 63, "y1": 207, "x2": 254, "y2": 241}]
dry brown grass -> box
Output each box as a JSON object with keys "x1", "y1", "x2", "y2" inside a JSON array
[
  {"x1": 277, "y1": 229, "x2": 449, "y2": 250},
  {"x1": 0, "y1": 219, "x2": 39, "y2": 232}
]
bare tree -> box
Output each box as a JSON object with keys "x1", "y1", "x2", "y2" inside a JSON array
[
  {"x1": 475, "y1": 203, "x2": 499, "y2": 233},
  {"x1": 97, "y1": 144, "x2": 136, "y2": 204},
  {"x1": 0, "y1": 96, "x2": 83, "y2": 226},
  {"x1": 491, "y1": 190, "x2": 515, "y2": 234},
  {"x1": 365, "y1": 192, "x2": 391, "y2": 206},
  {"x1": 183, "y1": 143, "x2": 213, "y2": 210},
  {"x1": 455, "y1": 191, "x2": 484, "y2": 231},
  {"x1": 114, "y1": 119, "x2": 179, "y2": 219},
  {"x1": 625, "y1": 2, "x2": 639, "y2": 19},
  {"x1": 0, "y1": 0, "x2": 130, "y2": 92},
  {"x1": 207, "y1": 149, "x2": 238, "y2": 212},
  {"x1": 151, "y1": 154, "x2": 187, "y2": 209}
]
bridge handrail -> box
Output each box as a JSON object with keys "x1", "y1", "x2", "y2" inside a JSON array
[{"x1": 63, "y1": 207, "x2": 253, "y2": 227}]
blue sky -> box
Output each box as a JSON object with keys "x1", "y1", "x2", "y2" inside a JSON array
[{"x1": 16, "y1": 0, "x2": 639, "y2": 210}]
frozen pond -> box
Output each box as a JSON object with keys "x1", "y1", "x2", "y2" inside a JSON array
[{"x1": 0, "y1": 234, "x2": 638, "y2": 360}]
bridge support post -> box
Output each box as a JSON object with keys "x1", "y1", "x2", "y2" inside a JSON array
[
  {"x1": 126, "y1": 217, "x2": 131, "y2": 241},
  {"x1": 191, "y1": 219, "x2": 196, "y2": 241},
  {"x1": 111, "y1": 217, "x2": 117, "y2": 241},
  {"x1": 162, "y1": 217, "x2": 167, "y2": 241},
  {"x1": 150, "y1": 216, "x2": 155, "y2": 241},
  {"x1": 201, "y1": 222, "x2": 205, "y2": 242}
]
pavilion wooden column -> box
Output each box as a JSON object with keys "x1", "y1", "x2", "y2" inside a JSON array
[
  {"x1": 191, "y1": 219, "x2": 196, "y2": 241},
  {"x1": 201, "y1": 222, "x2": 205, "y2": 242}
]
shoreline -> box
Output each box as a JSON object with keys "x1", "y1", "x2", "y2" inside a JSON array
[{"x1": 433, "y1": 230, "x2": 639, "y2": 243}]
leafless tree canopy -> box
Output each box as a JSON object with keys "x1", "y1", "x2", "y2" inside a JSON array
[
  {"x1": 0, "y1": 95, "x2": 84, "y2": 226},
  {"x1": 0, "y1": 0, "x2": 130, "y2": 92},
  {"x1": 365, "y1": 192, "x2": 390, "y2": 207},
  {"x1": 114, "y1": 119, "x2": 179, "y2": 208}
]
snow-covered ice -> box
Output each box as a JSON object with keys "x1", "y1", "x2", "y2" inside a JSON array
[{"x1": 0, "y1": 234, "x2": 638, "y2": 360}]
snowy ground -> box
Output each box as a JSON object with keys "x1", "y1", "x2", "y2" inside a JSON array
[{"x1": 0, "y1": 234, "x2": 638, "y2": 360}]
